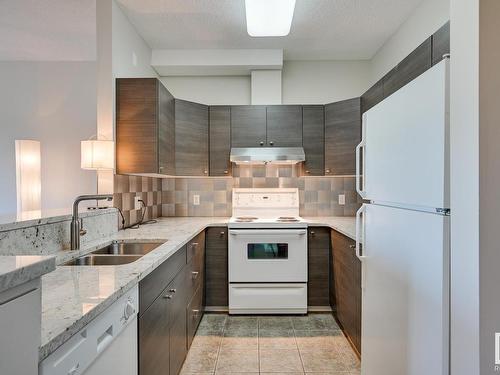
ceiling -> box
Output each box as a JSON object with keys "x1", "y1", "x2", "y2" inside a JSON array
[{"x1": 116, "y1": 0, "x2": 424, "y2": 61}]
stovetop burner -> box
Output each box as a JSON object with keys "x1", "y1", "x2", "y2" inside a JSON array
[
  {"x1": 234, "y1": 216, "x2": 258, "y2": 222},
  {"x1": 277, "y1": 217, "x2": 300, "y2": 222}
]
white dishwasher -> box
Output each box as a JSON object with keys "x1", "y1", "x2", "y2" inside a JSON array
[{"x1": 40, "y1": 286, "x2": 138, "y2": 375}]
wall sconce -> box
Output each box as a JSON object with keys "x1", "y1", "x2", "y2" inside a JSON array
[
  {"x1": 81, "y1": 138, "x2": 114, "y2": 170},
  {"x1": 15, "y1": 140, "x2": 41, "y2": 213}
]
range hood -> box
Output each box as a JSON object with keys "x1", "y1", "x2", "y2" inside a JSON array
[{"x1": 230, "y1": 147, "x2": 305, "y2": 164}]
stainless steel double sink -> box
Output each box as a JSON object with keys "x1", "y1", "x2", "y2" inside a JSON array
[{"x1": 63, "y1": 241, "x2": 165, "y2": 266}]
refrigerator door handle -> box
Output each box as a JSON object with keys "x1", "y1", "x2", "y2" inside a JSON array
[
  {"x1": 355, "y1": 204, "x2": 367, "y2": 260},
  {"x1": 356, "y1": 114, "x2": 367, "y2": 199}
]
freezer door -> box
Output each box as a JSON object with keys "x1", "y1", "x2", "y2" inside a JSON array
[
  {"x1": 360, "y1": 60, "x2": 449, "y2": 209},
  {"x1": 360, "y1": 204, "x2": 449, "y2": 375}
]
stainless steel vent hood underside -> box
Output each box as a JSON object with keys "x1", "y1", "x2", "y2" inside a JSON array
[{"x1": 230, "y1": 147, "x2": 306, "y2": 164}]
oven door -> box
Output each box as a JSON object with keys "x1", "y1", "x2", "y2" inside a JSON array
[{"x1": 228, "y1": 229, "x2": 308, "y2": 283}]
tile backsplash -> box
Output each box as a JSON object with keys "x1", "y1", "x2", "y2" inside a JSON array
[
  {"x1": 114, "y1": 175, "x2": 163, "y2": 227},
  {"x1": 160, "y1": 165, "x2": 362, "y2": 217}
]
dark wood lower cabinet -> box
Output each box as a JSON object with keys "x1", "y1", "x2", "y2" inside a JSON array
[
  {"x1": 204, "y1": 227, "x2": 228, "y2": 308},
  {"x1": 138, "y1": 232, "x2": 206, "y2": 375},
  {"x1": 331, "y1": 229, "x2": 362, "y2": 356},
  {"x1": 308, "y1": 228, "x2": 330, "y2": 306}
]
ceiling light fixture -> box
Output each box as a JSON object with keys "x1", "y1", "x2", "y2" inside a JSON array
[{"x1": 245, "y1": 0, "x2": 296, "y2": 37}]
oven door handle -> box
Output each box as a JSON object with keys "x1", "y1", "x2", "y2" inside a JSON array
[{"x1": 229, "y1": 229, "x2": 307, "y2": 236}]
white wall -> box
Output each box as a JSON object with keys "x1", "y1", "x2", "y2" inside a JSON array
[
  {"x1": 370, "y1": 0, "x2": 450, "y2": 84},
  {"x1": 161, "y1": 76, "x2": 251, "y2": 105},
  {"x1": 160, "y1": 60, "x2": 371, "y2": 105},
  {"x1": 112, "y1": 1, "x2": 157, "y2": 78},
  {"x1": 251, "y1": 70, "x2": 282, "y2": 105},
  {"x1": 0, "y1": 62, "x2": 98, "y2": 214},
  {"x1": 282, "y1": 60, "x2": 370, "y2": 104}
]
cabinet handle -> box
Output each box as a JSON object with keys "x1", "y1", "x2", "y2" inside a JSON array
[
  {"x1": 203, "y1": 170, "x2": 208, "y2": 174},
  {"x1": 306, "y1": 170, "x2": 311, "y2": 174},
  {"x1": 224, "y1": 170, "x2": 228, "y2": 174},
  {"x1": 190, "y1": 242, "x2": 199, "y2": 249},
  {"x1": 192, "y1": 271, "x2": 199, "y2": 279},
  {"x1": 349, "y1": 244, "x2": 356, "y2": 249},
  {"x1": 269, "y1": 141, "x2": 274, "y2": 146},
  {"x1": 169, "y1": 288, "x2": 177, "y2": 293},
  {"x1": 310, "y1": 231, "x2": 315, "y2": 236},
  {"x1": 325, "y1": 168, "x2": 331, "y2": 174},
  {"x1": 259, "y1": 141, "x2": 264, "y2": 146},
  {"x1": 220, "y1": 231, "x2": 225, "y2": 237},
  {"x1": 163, "y1": 294, "x2": 173, "y2": 299}
]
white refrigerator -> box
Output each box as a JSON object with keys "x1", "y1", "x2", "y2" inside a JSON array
[{"x1": 356, "y1": 58, "x2": 450, "y2": 375}]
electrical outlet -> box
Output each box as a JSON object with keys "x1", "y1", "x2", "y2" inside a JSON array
[
  {"x1": 193, "y1": 195, "x2": 200, "y2": 206},
  {"x1": 134, "y1": 195, "x2": 141, "y2": 210},
  {"x1": 338, "y1": 194, "x2": 346, "y2": 205}
]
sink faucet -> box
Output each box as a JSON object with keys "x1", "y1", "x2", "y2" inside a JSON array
[{"x1": 71, "y1": 194, "x2": 113, "y2": 250}]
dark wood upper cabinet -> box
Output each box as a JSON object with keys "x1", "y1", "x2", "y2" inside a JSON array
[
  {"x1": 308, "y1": 228, "x2": 330, "y2": 306},
  {"x1": 175, "y1": 99, "x2": 209, "y2": 176},
  {"x1": 230, "y1": 105, "x2": 267, "y2": 147},
  {"x1": 266, "y1": 106, "x2": 303, "y2": 147},
  {"x1": 361, "y1": 79, "x2": 384, "y2": 114},
  {"x1": 158, "y1": 83, "x2": 175, "y2": 175},
  {"x1": 205, "y1": 227, "x2": 228, "y2": 308},
  {"x1": 302, "y1": 106, "x2": 325, "y2": 176},
  {"x1": 383, "y1": 38, "x2": 432, "y2": 98},
  {"x1": 432, "y1": 21, "x2": 450, "y2": 66},
  {"x1": 116, "y1": 78, "x2": 175, "y2": 175},
  {"x1": 209, "y1": 106, "x2": 232, "y2": 176},
  {"x1": 331, "y1": 230, "x2": 361, "y2": 356},
  {"x1": 324, "y1": 98, "x2": 361, "y2": 176}
]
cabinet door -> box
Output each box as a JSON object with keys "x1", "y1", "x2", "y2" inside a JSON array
[
  {"x1": 205, "y1": 227, "x2": 228, "y2": 307},
  {"x1": 158, "y1": 82, "x2": 175, "y2": 175},
  {"x1": 230, "y1": 106, "x2": 267, "y2": 147},
  {"x1": 139, "y1": 291, "x2": 170, "y2": 375},
  {"x1": 307, "y1": 228, "x2": 330, "y2": 306},
  {"x1": 169, "y1": 311, "x2": 187, "y2": 375},
  {"x1": 116, "y1": 78, "x2": 158, "y2": 174},
  {"x1": 187, "y1": 284, "x2": 203, "y2": 348},
  {"x1": 266, "y1": 106, "x2": 303, "y2": 147},
  {"x1": 432, "y1": 22, "x2": 450, "y2": 66},
  {"x1": 175, "y1": 99, "x2": 209, "y2": 176},
  {"x1": 325, "y1": 98, "x2": 361, "y2": 176},
  {"x1": 383, "y1": 38, "x2": 432, "y2": 98},
  {"x1": 302, "y1": 106, "x2": 324, "y2": 176},
  {"x1": 331, "y1": 230, "x2": 361, "y2": 355},
  {"x1": 209, "y1": 106, "x2": 232, "y2": 176}
]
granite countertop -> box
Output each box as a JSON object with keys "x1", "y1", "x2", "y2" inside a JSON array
[
  {"x1": 39, "y1": 216, "x2": 355, "y2": 362},
  {"x1": 0, "y1": 255, "x2": 55, "y2": 294}
]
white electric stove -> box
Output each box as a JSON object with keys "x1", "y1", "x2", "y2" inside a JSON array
[{"x1": 228, "y1": 188, "x2": 308, "y2": 315}]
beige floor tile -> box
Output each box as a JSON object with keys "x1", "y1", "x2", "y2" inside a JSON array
[
  {"x1": 340, "y1": 349, "x2": 361, "y2": 372},
  {"x1": 259, "y1": 329, "x2": 297, "y2": 349},
  {"x1": 190, "y1": 334, "x2": 223, "y2": 350},
  {"x1": 299, "y1": 349, "x2": 348, "y2": 373},
  {"x1": 181, "y1": 346, "x2": 219, "y2": 373},
  {"x1": 294, "y1": 330, "x2": 343, "y2": 351},
  {"x1": 260, "y1": 349, "x2": 304, "y2": 373},
  {"x1": 216, "y1": 349, "x2": 259, "y2": 373},
  {"x1": 259, "y1": 316, "x2": 294, "y2": 330},
  {"x1": 221, "y1": 333, "x2": 259, "y2": 350},
  {"x1": 261, "y1": 373, "x2": 304, "y2": 375}
]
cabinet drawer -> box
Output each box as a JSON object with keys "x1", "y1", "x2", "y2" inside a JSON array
[
  {"x1": 139, "y1": 246, "x2": 186, "y2": 315},
  {"x1": 187, "y1": 284, "x2": 203, "y2": 348},
  {"x1": 186, "y1": 231, "x2": 205, "y2": 264}
]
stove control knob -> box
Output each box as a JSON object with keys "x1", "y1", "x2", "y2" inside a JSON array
[{"x1": 123, "y1": 299, "x2": 136, "y2": 321}]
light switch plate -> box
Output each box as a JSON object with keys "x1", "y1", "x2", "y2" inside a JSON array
[
  {"x1": 193, "y1": 195, "x2": 200, "y2": 206},
  {"x1": 134, "y1": 195, "x2": 141, "y2": 210},
  {"x1": 338, "y1": 194, "x2": 346, "y2": 205}
]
